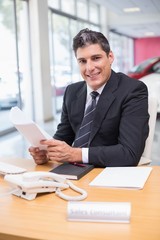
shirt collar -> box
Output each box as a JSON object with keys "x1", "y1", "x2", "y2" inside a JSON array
[{"x1": 87, "y1": 83, "x2": 106, "y2": 96}]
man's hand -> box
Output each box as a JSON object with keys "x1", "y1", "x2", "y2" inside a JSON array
[
  {"x1": 29, "y1": 139, "x2": 82, "y2": 165},
  {"x1": 28, "y1": 147, "x2": 48, "y2": 165},
  {"x1": 40, "y1": 139, "x2": 82, "y2": 163}
]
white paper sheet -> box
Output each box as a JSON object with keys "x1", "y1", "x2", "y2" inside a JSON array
[
  {"x1": 9, "y1": 107, "x2": 52, "y2": 150},
  {"x1": 89, "y1": 167, "x2": 152, "y2": 189}
]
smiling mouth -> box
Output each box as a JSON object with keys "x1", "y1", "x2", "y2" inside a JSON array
[{"x1": 87, "y1": 72, "x2": 100, "y2": 78}]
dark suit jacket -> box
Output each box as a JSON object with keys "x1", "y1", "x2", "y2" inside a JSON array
[{"x1": 54, "y1": 70, "x2": 149, "y2": 167}]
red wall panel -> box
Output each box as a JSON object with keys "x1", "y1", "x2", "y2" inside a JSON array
[{"x1": 134, "y1": 37, "x2": 160, "y2": 65}]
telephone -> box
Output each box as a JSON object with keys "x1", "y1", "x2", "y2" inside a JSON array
[{"x1": 4, "y1": 171, "x2": 87, "y2": 201}]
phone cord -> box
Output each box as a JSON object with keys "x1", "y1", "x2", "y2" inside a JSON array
[{"x1": 55, "y1": 180, "x2": 87, "y2": 201}]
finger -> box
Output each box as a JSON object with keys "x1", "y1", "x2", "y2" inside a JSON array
[
  {"x1": 28, "y1": 147, "x2": 40, "y2": 154},
  {"x1": 40, "y1": 139, "x2": 63, "y2": 146},
  {"x1": 34, "y1": 158, "x2": 48, "y2": 165},
  {"x1": 32, "y1": 151, "x2": 48, "y2": 164},
  {"x1": 30, "y1": 150, "x2": 47, "y2": 161}
]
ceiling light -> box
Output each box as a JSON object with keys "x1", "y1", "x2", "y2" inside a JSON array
[
  {"x1": 123, "y1": 7, "x2": 141, "y2": 13},
  {"x1": 144, "y1": 32, "x2": 155, "y2": 36}
]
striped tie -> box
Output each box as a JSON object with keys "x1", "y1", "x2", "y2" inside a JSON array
[{"x1": 73, "y1": 91, "x2": 99, "y2": 147}]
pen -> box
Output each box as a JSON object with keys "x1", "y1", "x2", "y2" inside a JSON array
[{"x1": 70, "y1": 162, "x2": 86, "y2": 167}]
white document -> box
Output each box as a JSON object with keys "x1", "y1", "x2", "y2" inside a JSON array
[
  {"x1": 89, "y1": 167, "x2": 152, "y2": 189},
  {"x1": 10, "y1": 107, "x2": 52, "y2": 150}
]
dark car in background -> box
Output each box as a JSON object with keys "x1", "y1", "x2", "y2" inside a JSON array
[{"x1": 128, "y1": 57, "x2": 160, "y2": 79}]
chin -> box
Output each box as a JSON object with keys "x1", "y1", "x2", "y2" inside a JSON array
[{"x1": 90, "y1": 80, "x2": 102, "y2": 89}]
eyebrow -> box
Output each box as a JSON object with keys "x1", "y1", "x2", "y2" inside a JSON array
[
  {"x1": 77, "y1": 54, "x2": 102, "y2": 61},
  {"x1": 77, "y1": 57, "x2": 85, "y2": 61}
]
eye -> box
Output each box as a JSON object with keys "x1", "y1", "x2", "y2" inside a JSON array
[
  {"x1": 93, "y1": 56, "x2": 101, "y2": 61},
  {"x1": 78, "y1": 59, "x2": 86, "y2": 64}
]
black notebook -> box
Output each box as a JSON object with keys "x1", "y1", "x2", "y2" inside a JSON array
[{"x1": 50, "y1": 163, "x2": 94, "y2": 180}]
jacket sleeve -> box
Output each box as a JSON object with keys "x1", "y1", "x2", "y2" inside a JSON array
[
  {"x1": 89, "y1": 81, "x2": 149, "y2": 167},
  {"x1": 53, "y1": 88, "x2": 75, "y2": 145}
]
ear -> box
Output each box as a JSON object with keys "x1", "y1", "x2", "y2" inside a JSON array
[{"x1": 108, "y1": 51, "x2": 114, "y2": 65}]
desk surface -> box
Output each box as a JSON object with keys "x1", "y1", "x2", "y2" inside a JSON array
[{"x1": 0, "y1": 157, "x2": 160, "y2": 240}]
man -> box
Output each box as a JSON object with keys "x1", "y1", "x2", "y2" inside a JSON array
[{"x1": 29, "y1": 28, "x2": 149, "y2": 167}]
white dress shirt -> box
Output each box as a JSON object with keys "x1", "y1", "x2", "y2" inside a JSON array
[{"x1": 82, "y1": 83, "x2": 106, "y2": 163}]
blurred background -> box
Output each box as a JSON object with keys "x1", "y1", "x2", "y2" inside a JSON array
[{"x1": 0, "y1": 0, "x2": 160, "y2": 165}]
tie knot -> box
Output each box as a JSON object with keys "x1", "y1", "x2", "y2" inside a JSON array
[{"x1": 90, "y1": 91, "x2": 99, "y2": 99}]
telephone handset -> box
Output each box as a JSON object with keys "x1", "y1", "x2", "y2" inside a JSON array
[{"x1": 4, "y1": 171, "x2": 87, "y2": 201}]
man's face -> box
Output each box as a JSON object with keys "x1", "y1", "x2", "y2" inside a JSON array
[{"x1": 76, "y1": 44, "x2": 114, "y2": 90}]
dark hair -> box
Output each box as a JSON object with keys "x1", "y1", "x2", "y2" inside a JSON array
[{"x1": 73, "y1": 28, "x2": 110, "y2": 56}]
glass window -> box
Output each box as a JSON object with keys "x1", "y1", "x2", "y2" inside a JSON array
[
  {"x1": 50, "y1": 13, "x2": 72, "y2": 112},
  {"x1": 89, "y1": 2, "x2": 99, "y2": 24},
  {"x1": 48, "y1": 0, "x2": 60, "y2": 10},
  {"x1": 0, "y1": 0, "x2": 31, "y2": 135},
  {"x1": 61, "y1": 0, "x2": 75, "y2": 15},
  {"x1": 153, "y1": 61, "x2": 160, "y2": 72},
  {"x1": 16, "y1": 0, "x2": 32, "y2": 114},
  {"x1": 70, "y1": 19, "x2": 82, "y2": 83},
  {"x1": 109, "y1": 32, "x2": 134, "y2": 74},
  {"x1": 77, "y1": 0, "x2": 88, "y2": 20},
  {"x1": 78, "y1": 21, "x2": 90, "y2": 31},
  {"x1": 90, "y1": 24, "x2": 100, "y2": 31},
  {"x1": 121, "y1": 36, "x2": 134, "y2": 74},
  {"x1": 48, "y1": 1, "x2": 101, "y2": 117},
  {"x1": 0, "y1": 0, "x2": 19, "y2": 133}
]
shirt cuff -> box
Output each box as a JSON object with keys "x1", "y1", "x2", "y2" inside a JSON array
[{"x1": 82, "y1": 148, "x2": 89, "y2": 163}]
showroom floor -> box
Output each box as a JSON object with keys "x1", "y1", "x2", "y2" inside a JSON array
[{"x1": 0, "y1": 117, "x2": 160, "y2": 166}]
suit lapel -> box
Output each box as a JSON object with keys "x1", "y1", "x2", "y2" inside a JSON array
[
  {"x1": 71, "y1": 83, "x2": 87, "y2": 131},
  {"x1": 70, "y1": 71, "x2": 119, "y2": 142},
  {"x1": 89, "y1": 71, "x2": 119, "y2": 144}
]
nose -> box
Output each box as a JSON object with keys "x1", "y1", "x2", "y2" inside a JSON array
[{"x1": 86, "y1": 60, "x2": 95, "y2": 72}]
